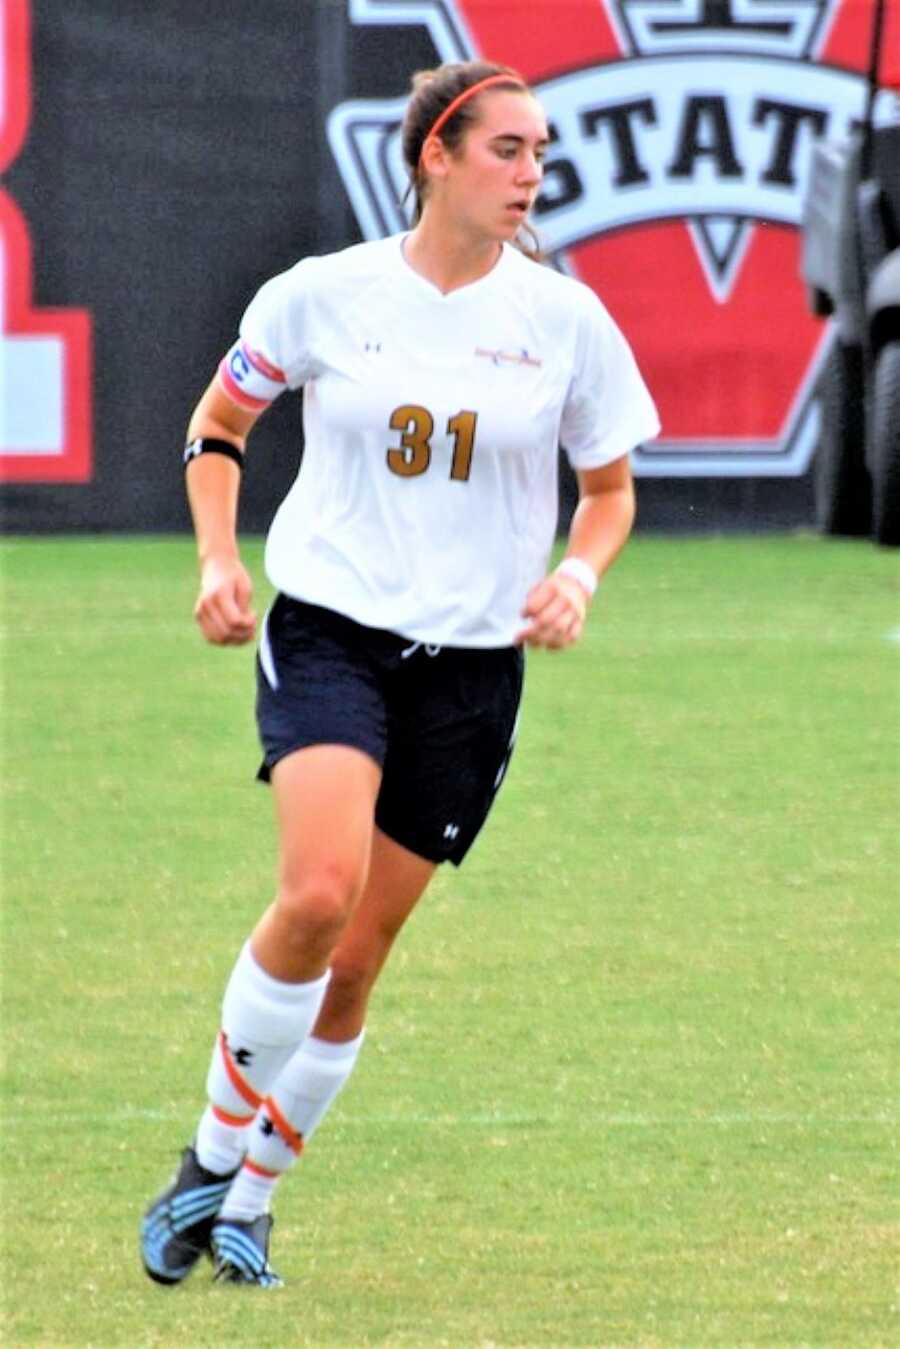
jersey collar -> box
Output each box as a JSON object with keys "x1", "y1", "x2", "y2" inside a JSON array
[{"x1": 394, "y1": 233, "x2": 512, "y2": 302}]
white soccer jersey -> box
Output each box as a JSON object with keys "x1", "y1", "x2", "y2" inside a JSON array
[{"x1": 218, "y1": 234, "x2": 659, "y2": 647}]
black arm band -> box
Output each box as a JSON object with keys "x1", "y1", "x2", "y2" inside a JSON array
[{"x1": 183, "y1": 437, "x2": 244, "y2": 471}]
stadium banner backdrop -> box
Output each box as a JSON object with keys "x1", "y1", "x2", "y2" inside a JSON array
[{"x1": 1, "y1": 0, "x2": 898, "y2": 532}]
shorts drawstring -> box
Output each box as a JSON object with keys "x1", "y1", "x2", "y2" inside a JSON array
[{"x1": 400, "y1": 641, "x2": 442, "y2": 660}]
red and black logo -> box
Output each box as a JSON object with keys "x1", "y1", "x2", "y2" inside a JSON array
[{"x1": 328, "y1": 0, "x2": 898, "y2": 478}]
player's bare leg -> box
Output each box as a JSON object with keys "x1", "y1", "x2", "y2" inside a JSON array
[
  {"x1": 252, "y1": 744, "x2": 383, "y2": 980},
  {"x1": 316, "y1": 828, "x2": 437, "y2": 1041}
]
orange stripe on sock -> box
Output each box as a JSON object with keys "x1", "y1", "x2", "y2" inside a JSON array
[
  {"x1": 218, "y1": 1030, "x2": 264, "y2": 1111},
  {"x1": 243, "y1": 1157, "x2": 281, "y2": 1179},
  {"x1": 265, "y1": 1095, "x2": 304, "y2": 1156},
  {"x1": 212, "y1": 1104, "x2": 254, "y2": 1128}
]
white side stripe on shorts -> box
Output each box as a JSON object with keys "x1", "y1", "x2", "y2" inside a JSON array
[
  {"x1": 494, "y1": 710, "x2": 521, "y2": 788},
  {"x1": 259, "y1": 608, "x2": 279, "y2": 691}
]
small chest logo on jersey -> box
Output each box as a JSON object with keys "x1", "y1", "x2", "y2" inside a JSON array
[{"x1": 475, "y1": 347, "x2": 543, "y2": 368}]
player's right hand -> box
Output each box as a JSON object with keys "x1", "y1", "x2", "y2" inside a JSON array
[{"x1": 194, "y1": 556, "x2": 257, "y2": 645}]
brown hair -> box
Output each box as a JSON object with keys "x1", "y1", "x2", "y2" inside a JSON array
[{"x1": 401, "y1": 60, "x2": 544, "y2": 260}]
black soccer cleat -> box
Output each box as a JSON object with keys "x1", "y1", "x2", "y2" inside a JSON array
[
  {"x1": 140, "y1": 1146, "x2": 239, "y2": 1286},
  {"x1": 211, "y1": 1214, "x2": 284, "y2": 1287}
]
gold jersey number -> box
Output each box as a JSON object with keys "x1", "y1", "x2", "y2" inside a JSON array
[{"x1": 387, "y1": 405, "x2": 478, "y2": 482}]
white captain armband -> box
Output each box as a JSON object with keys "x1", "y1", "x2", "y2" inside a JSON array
[
  {"x1": 217, "y1": 338, "x2": 287, "y2": 411},
  {"x1": 555, "y1": 556, "x2": 598, "y2": 598}
]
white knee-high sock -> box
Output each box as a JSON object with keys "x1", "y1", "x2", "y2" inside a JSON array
[
  {"x1": 194, "y1": 942, "x2": 331, "y2": 1175},
  {"x1": 219, "y1": 1031, "x2": 365, "y2": 1220}
]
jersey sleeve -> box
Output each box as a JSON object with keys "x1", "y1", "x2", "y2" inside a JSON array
[
  {"x1": 216, "y1": 264, "x2": 318, "y2": 413},
  {"x1": 560, "y1": 291, "x2": 660, "y2": 469}
]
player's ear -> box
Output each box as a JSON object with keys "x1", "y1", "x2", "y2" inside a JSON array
[{"x1": 419, "y1": 134, "x2": 451, "y2": 182}]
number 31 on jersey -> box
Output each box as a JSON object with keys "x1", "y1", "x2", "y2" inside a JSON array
[{"x1": 386, "y1": 404, "x2": 478, "y2": 482}]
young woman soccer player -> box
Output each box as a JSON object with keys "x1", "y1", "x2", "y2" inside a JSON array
[{"x1": 141, "y1": 59, "x2": 659, "y2": 1287}]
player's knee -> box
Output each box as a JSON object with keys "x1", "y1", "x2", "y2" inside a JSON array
[{"x1": 276, "y1": 861, "x2": 362, "y2": 945}]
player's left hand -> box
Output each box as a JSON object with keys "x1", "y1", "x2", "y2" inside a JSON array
[{"x1": 516, "y1": 572, "x2": 589, "y2": 649}]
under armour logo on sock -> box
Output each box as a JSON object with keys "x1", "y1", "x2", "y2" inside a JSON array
[
  {"x1": 232, "y1": 1046, "x2": 254, "y2": 1066},
  {"x1": 443, "y1": 823, "x2": 460, "y2": 840}
]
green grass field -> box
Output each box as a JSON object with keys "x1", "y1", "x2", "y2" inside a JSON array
[{"x1": 1, "y1": 533, "x2": 897, "y2": 1347}]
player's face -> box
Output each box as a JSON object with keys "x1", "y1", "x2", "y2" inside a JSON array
[{"x1": 448, "y1": 91, "x2": 548, "y2": 241}]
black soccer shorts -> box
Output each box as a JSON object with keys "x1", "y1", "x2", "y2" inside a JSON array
[{"x1": 255, "y1": 595, "x2": 524, "y2": 865}]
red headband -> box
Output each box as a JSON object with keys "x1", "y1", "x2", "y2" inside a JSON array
[{"x1": 419, "y1": 73, "x2": 526, "y2": 165}]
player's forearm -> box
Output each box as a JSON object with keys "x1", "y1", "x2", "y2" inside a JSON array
[
  {"x1": 564, "y1": 480, "x2": 636, "y2": 581},
  {"x1": 184, "y1": 381, "x2": 257, "y2": 567},
  {"x1": 186, "y1": 454, "x2": 243, "y2": 566}
]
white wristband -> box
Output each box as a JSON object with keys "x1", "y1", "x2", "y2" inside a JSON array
[{"x1": 555, "y1": 556, "x2": 598, "y2": 598}]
